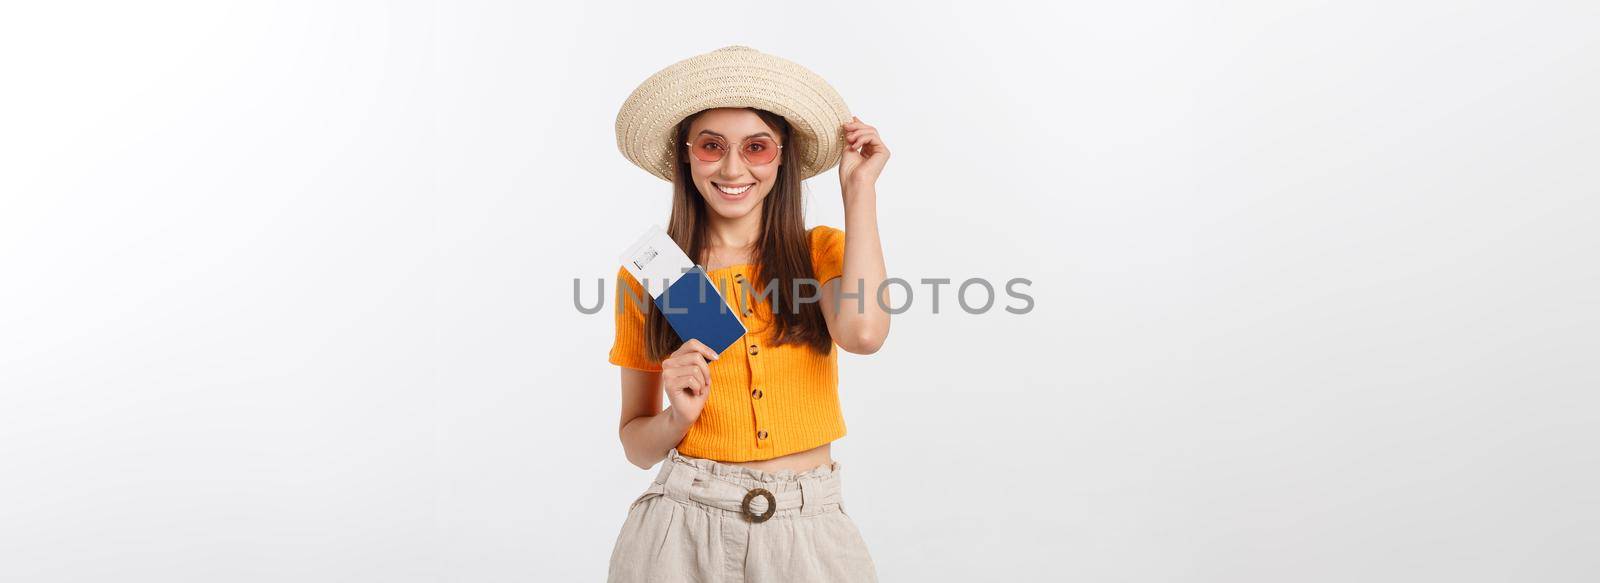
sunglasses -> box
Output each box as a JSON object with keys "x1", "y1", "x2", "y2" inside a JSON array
[{"x1": 684, "y1": 134, "x2": 783, "y2": 166}]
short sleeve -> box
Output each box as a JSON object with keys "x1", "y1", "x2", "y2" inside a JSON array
[
  {"x1": 810, "y1": 225, "x2": 845, "y2": 284},
  {"x1": 608, "y1": 266, "x2": 663, "y2": 372}
]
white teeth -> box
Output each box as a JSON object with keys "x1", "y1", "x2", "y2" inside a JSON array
[{"x1": 715, "y1": 183, "x2": 752, "y2": 196}]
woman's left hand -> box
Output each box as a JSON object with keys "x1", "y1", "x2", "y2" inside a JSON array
[{"x1": 839, "y1": 116, "x2": 889, "y2": 192}]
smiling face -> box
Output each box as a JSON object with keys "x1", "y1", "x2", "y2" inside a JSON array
[{"x1": 683, "y1": 108, "x2": 785, "y2": 220}]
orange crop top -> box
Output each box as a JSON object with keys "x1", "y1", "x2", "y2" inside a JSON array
[{"x1": 609, "y1": 225, "x2": 847, "y2": 462}]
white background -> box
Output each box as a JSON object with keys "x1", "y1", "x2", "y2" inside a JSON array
[{"x1": 3, "y1": 1, "x2": 1597, "y2": 581}]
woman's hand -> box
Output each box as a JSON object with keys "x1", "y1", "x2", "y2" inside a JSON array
[
  {"x1": 839, "y1": 115, "x2": 890, "y2": 194},
  {"x1": 660, "y1": 339, "x2": 719, "y2": 428}
]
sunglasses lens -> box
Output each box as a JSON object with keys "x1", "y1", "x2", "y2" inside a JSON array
[
  {"x1": 688, "y1": 136, "x2": 780, "y2": 165},
  {"x1": 688, "y1": 136, "x2": 727, "y2": 162},
  {"x1": 742, "y1": 137, "x2": 779, "y2": 165}
]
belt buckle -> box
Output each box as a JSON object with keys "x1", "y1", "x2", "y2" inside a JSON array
[{"x1": 741, "y1": 487, "x2": 776, "y2": 523}]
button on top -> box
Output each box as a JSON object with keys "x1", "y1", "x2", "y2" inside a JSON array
[{"x1": 749, "y1": 344, "x2": 759, "y2": 355}]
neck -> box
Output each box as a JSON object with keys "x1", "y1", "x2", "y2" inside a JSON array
[{"x1": 705, "y1": 205, "x2": 763, "y2": 249}]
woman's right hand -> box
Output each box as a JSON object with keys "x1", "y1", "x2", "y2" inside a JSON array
[{"x1": 661, "y1": 339, "x2": 720, "y2": 428}]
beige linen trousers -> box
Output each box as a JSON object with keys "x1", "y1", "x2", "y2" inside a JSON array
[{"x1": 607, "y1": 448, "x2": 878, "y2": 582}]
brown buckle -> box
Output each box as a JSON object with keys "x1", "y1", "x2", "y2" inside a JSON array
[{"x1": 741, "y1": 487, "x2": 776, "y2": 523}]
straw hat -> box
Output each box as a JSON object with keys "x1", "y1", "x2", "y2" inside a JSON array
[{"x1": 615, "y1": 45, "x2": 852, "y2": 182}]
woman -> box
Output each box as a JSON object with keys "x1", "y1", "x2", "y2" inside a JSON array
[{"x1": 606, "y1": 46, "x2": 891, "y2": 582}]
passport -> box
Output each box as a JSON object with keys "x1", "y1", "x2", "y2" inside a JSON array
[{"x1": 619, "y1": 225, "x2": 748, "y2": 355}]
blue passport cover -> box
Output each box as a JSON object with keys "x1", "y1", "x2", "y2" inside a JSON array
[{"x1": 654, "y1": 266, "x2": 747, "y2": 355}]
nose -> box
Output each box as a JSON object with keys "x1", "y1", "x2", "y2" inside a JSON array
[{"x1": 716, "y1": 148, "x2": 748, "y2": 179}]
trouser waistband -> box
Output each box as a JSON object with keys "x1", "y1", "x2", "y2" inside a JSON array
[{"x1": 647, "y1": 448, "x2": 842, "y2": 519}]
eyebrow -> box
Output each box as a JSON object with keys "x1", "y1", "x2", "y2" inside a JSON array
[{"x1": 696, "y1": 129, "x2": 774, "y2": 140}]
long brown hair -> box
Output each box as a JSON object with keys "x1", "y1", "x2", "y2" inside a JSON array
[{"x1": 641, "y1": 108, "x2": 832, "y2": 361}]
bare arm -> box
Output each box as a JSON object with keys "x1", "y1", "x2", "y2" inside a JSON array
[
  {"x1": 822, "y1": 115, "x2": 892, "y2": 355},
  {"x1": 617, "y1": 340, "x2": 717, "y2": 469},
  {"x1": 820, "y1": 189, "x2": 891, "y2": 354},
  {"x1": 617, "y1": 368, "x2": 692, "y2": 469}
]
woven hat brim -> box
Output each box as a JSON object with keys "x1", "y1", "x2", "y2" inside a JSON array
[{"x1": 616, "y1": 46, "x2": 852, "y2": 182}]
